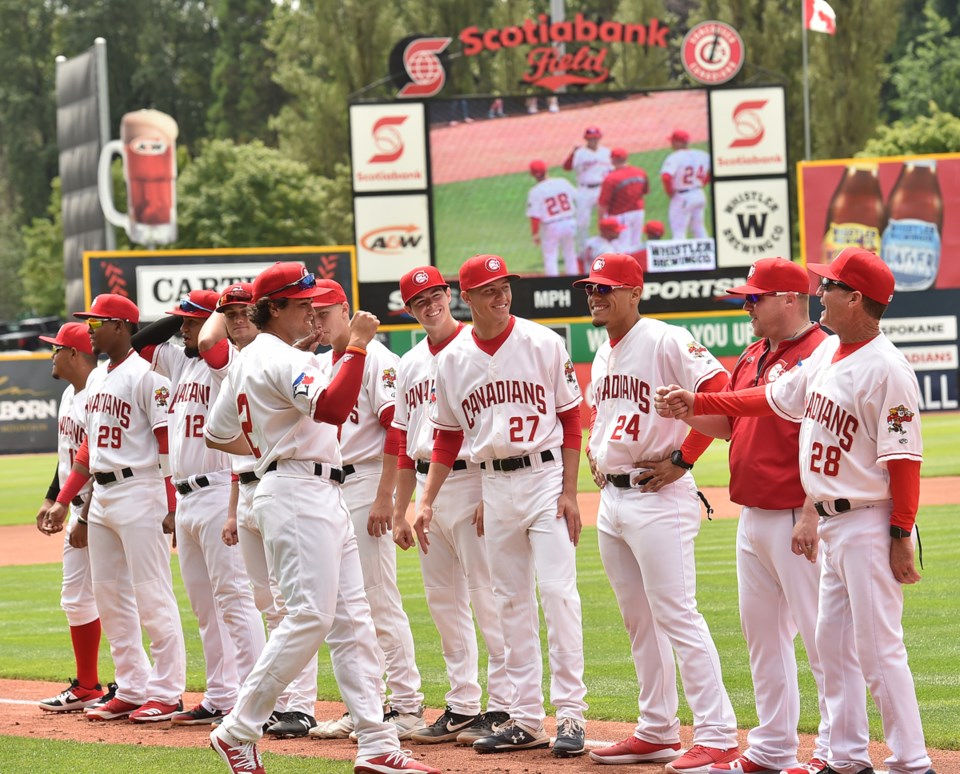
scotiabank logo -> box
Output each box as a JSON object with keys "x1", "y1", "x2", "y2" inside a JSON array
[
  {"x1": 361, "y1": 225, "x2": 424, "y2": 254},
  {"x1": 729, "y1": 100, "x2": 768, "y2": 148},
  {"x1": 369, "y1": 116, "x2": 408, "y2": 164},
  {"x1": 398, "y1": 38, "x2": 452, "y2": 98}
]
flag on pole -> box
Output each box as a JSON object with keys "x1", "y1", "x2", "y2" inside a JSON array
[{"x1": 805, "y1": 0, "x2": 837, "y2": 34}]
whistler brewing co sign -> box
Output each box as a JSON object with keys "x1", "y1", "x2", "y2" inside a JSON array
[{"x1": 395, "y1": 14, "x2": 670, "y2": 95}]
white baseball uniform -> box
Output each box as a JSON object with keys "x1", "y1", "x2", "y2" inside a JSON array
[
  {"x1": 149, "y1": 343, "x2": 265, "y2": 711},
  {"x1": 431, "y1": 316, "x2": 587, "y2": 731},
  {"x1": 660, "y1": 148, "x2": 711, "y2": 239},
  {"x1": 83, "y1": 353, "x2": 185, "y2": 706},
  {"x1": 318, "y1": 339, "x2": 424, "y2": 715},
  {"x1": 570, "y1": 145, "x2": 613, "y2": 245},
  {"x1": 765, "y1": 333, "x2": 930, "y2": 774},
  {"x1": 590, "y1": 318, "x2": 737, "y2": 748},
  {"x1": 580, "y1": 235, "x2": 625, "y2": 275},
  {"x1": 393, "y1": 324, "x2": 510, "y2": 716},
  {"x1": 526, "y1": 177, "x2": 578, "y2": 276},
  {"x1": 206, "y1": 332, "x2": 400, "y2": 758}
]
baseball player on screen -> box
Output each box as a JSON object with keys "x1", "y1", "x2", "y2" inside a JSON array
[
  {"x1": 573, "y1": 254, "x2": 739, "y2": 773},
  {"x1": 658, "y1": 248, "x2": 934, "y2": 774},
  {"x1": 660, "y1": 130, "x2": 711, "y2": 240},
  {"x1": 563, "y1": 126, "x2": 612, "y2": 248},
  {"x1": 417, "y1": 255, "x2": 588, "y2": 758},
  {"x1": 580, "y1": 217, "x2": 626, "y2": 274},
  {"x1": 35, "y1": 324, "x2": 112, "y2": 713},
  {"x1": 390, "y1": 266, "x2": 511, "y2": 746},
  {"x1": 526, "y1": 160, "x2": 578, "y2": 276},
  {"x1": 46, "y1": 294, "x2": 186, "y2": 723},
  {"x1": 598, "y1": 148, "x2": 649, "y2": 252}
]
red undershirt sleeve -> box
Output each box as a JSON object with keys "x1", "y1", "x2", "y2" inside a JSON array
[
  {"x1": 313, "y1": 351, "x2": 366, "y2": 424},
  {"x1": 888, "y1": 458, "x2": 921, "y2": 532},
  {"x1": 661, "y1": 172, "x2": 675, "y2": 197},
  {"x1": 154, "y1": 426, "x2": 177, "y2": 512},
  {"x1": 530, "y1": 217, "x2": 540, "y2": 236},
  {"x1": 681, "y1": 372, "x2": 730, "y2": 462},
  {"x1": 430, "y1": 428, "x2": 464, "y2": 468},
  {"x1": 397, "y1": 428, "x2": 415, "y2": 471},
  {"x1": 200, "y1": 339, "x2": 230, "y2": 370},
  {"x1": 694, "y1": 385, "x2": 773, "y2": 417},
  {"x1": 379, "y1": 405, "x2": 401, "y2": 456},
  {"x1": 558, "y1": 407, "x2": 583, "y2": 451}
]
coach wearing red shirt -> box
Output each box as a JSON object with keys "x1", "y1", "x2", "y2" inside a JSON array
[{"x1": 598, "y1": 148, "x2": 649, "y2": 252}]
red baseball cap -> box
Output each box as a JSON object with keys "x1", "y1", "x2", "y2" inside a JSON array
[
  {"x1": 400, "y1": 266, "x2": 448, "y2": 305},
  {"x1": 39, "y1": 322, "x2": 93, "y2": 355},
  {"x1": 729, "y1": 257, "x2": 810, "y2": 295},
  {"x1": 599, "y1": 217, "x2": 625, "y2": 233},
  {"x1": 807, "y1": 247, "x2": 895, "y2": 305},
  {"x1": 458, "y1": 255, "x2": 519, "y2": 292},
  {"x1": 611, "y1": 147, "x2": 628, "y2": 161},
  {"x1": 216, "y1": 282, "x2": 254, "y2": 312},
  {"x1": 253, "y1": 262, "x2": 327, "y2": 302},
  {"x1": 167, "y1": 289, "x2": 219, "y2": 318},
  {"x1": 529, "y1": 159, "x2": 547, "y2": 176},
  {"x1": 643, "y1": 220, "x2": 665, "y2": 238},
  {"x1": 311, "y1": 278, "x2": 349, "y2": 307},
  {"x1": 584, "y1": 126, "x2": 602, "y2": 139},
  {"x1": 573, "y1": 253, "x2": 644, "y2": 290},
  {"x1": 74, "y1": 293, "x2": 140, "y2": 323},
  {"x1": 669, "y1": 129, "x2": 690, "y2": 143}
]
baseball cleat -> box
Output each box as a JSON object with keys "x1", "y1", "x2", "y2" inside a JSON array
[
  {"x1": 129, "y1": 698, "x2": 183, "y2": 723},
  {"x1": 709, "y1": 754, "x2": 778, "y2": 773},
  {"x1": 779, "y1": 759, "x2": 827, "y2": 774},
  {"x1": 310, "y1": 711, "x2": 355, "y2": 739},
  {"x1": 589, "y1": 736, "x2": 682, "y2": 764},
  {"x1": 88, "y1": 682, "x2": 118, "y2": 709},
  {"x1": 352, "y1": 707, "x2": 425, "y2": 742},
  {"x1": 265, "y1": 710, "x2": 316, "y2": 738},
  {"x1": 353, "y1": 749, "x2": 440, "y2": 774},
  {"x1": 666, "y1": 745, "x2": 740, "y2": 773},
  {"x1": 410, "y1": 706, "x2": 478, "y2": 744},
  {"x1": 210, "y1": 725, "x2": 265, "y2": 774},
  {"x1": 85, "y1": 696, "x2": 140, "y2": 721},
  {"x1": 455, "y1": 710, "x2": 509, "y2": 746},
  {"x1": 472, "y1": 719, "x2": 550, "y2": 753},
  {"x1": 38, "y1": 678, "x2": 104, "y2": 712},
  {"x1": 172, "y1": 702, "x2": 230, "y2": 725},
  {"x1": 551, "y1": 717, "x2": 586, "y2": 757}
]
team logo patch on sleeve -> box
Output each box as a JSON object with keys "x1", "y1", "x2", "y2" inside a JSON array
[
  {"x1": 687, "y1": 342, "x2": 707, "y2": 358},
  {"x1": 154, "y1": 386, "x2": 170, "y2": 407},
  {"x1": 382, "y1": 367, "x2": 397, "y2": 391},
  {"x1": 887, "y1": 404, "x2": 914, "y2": 436},
  {"x1": 293, "y1": 372, "x2": 315, "y2": 399},
  {"x1": 564, "y1": 358, "x2": 577, "y2": 386}
]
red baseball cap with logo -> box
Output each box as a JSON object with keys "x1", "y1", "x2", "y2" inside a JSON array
[
  {"x1": 573, "y1": 253, "x2": 644, "y2": 290},
  {"x1": 458, "y1": 255, "x2": 519, "y2": 292},
  {"x1": 39, "y1": 322, "x2": 94, "y2": 355},
  {"x1": 311, "y1": 278, "x2": 349, "y2": 307},
  {"x1": 729, "y1": 257, "x2": 810, "y2": 295},
  {"x1": 611, "y1": 147, "x2": 628, "y2": 161},
  {"x1": 74, "y1": 293, "x2": 140, "y2": 323},
  {"x1": 167, "y1": 289, "x2": 220, "y2": 318},
  {"x1": 216, "y1": 282, "x2": 255, "y2": 312},
  {"x1": 599, "y1": 217, "x2": 625, "y2": 234},
  {"x1": 400, "y1": 266, "x2": 449, "y2": 305},
  {"x1": 807, "y1": 247, "x2": 895, "y2": 305},
  {"x1": 584, "y1": 126, "x2": 602, "y2": 139},
  {"x1": 529, "y1": 160, "x2": 547, "y2": 176},
  {"x1": 669, "y1": 129, "x2": 690, "y2": 143},
  {"x1": 253, "y1": 262, "x2": 327, "y2": 302}
]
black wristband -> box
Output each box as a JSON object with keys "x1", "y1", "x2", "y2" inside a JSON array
[
  {"x1": 76, "y1": 516, "x2": 88, "y2": 526},
  {"x1": 671, "y1": 449, "x2": 694, "y2": 470},
  {"x1": 890, "y1": 525, "x2": 912, "y2": 539}
]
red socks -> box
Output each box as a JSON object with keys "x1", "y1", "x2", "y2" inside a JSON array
[{"x1": 70, "y1": 618, "x2": 102, "y2": 689}]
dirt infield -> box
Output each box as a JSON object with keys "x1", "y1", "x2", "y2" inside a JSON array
[{"x1": 3, "y1": 680, "x2": 959, "y2": 772}]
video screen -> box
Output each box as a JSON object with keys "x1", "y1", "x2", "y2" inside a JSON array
[{"x1": 427, "y1": 89, "x2": 712, "y2": 277}]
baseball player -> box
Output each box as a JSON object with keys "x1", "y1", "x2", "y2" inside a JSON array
[
  {"x1": 572, "y1": 254, "x2": 739, "y2": 772},
  {"x1": 579, "y1": 217, "x2": 626, "y2": 275},
  {"x1": 631, "y1": 220, "x2": 666, "y2": 272},
  {"x1": 526, "y1": 160, "x2": 578, "y2": 276},
  {"x1": 660, "y1": 130, "x2": 711, "y2": 240},
  {"x1": 563, "y1": 126, "x2": 613, "y2": 248},
  {"x1": 309, "y1": 279, "x2": 426, "y2": 741},
  {"x1": 35, "y1": 323, "x2": 112, "y2": 713},
  {"x1": 204, "y1": 263, "x2": 439, "y2": 774},
  {"x1": 417, "y1": 254, "x2": 588, "y2": 758},
  {"x1": 131, "y1": 289, "x2": 266, "y2": 726},
  {"x1": 46, "y1": 294, "x2": 186, "y2": 723},
  {"x1": 389, "y1": 266, "x2": 511, "y2": 746},
  {"x1": 198, "y1": 283, "x2": 318, "y2": 736},
  {"x1": 598, "y1": 148, "x2": 649, "y2": 252},
  {"x1": 658, "y1": 248, "x2": 934, "y2": 774},
  {"x1": 665, "y1": 258, "x2": 833, "y2": 774}
]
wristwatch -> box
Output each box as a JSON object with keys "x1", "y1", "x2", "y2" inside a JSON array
[
  {"x1": 890, "y1": 525, "x2": 912, "y2": 539},
  {"x1": 670, "y1": 450, "x2": 694, "y2": 470}
]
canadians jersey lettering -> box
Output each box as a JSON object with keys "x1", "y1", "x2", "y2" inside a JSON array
[
  {"x1": 317, "y1": 338, "x2": 398, "y2": 465},
  {"x1": 660, "y1": 148, "x2": 711, "y2": 192},
  {"x1": 526, "y1": 178, "x2": 577, "y2": 224},
  {"x1": 57, "y1": 384, "x2": 92, "y2": 501},
  {"x1": 571, "y1": 146, "x2": 613, "y2": 186},
  {"x1": 83, "y1": 352, "x2": 171, "y2": 473},
  {"x1": 151, "y1": 343, "x2": 230, "y2": 480},
  {"x1": 431, "y1": 316, "x2": 581, "y2": 461},
  {"x1": 205, "y1": 332, "x2": 341, "y2": 478},
  {"x1": 766, "y1": 333, "x2": 922, "y2": 503},
  {"x1": 393, "y1": 324, "x2": 471, "y2": 461},
  {"x1": 590, "y1": 318, "x2": 725, "y2": 474}
]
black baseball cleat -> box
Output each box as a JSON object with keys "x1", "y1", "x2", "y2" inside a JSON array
[
  {"x1": 265, "y1": 710, "x2": 316, "y2": 738},
  {"x1": 552, "y1": 717, "x2": 586, "y2": 757},
  {"x1": 410, "y1": 706, "x2": 479, "y2": 744},
  {"x1": 456, "y1": 710, "x2": 510, "y2": 746},
  {"x1": 473, "y1": 719, "x2": 550, "y2": 753}
]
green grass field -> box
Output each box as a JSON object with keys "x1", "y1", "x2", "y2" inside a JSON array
[{"x1": 432, "y1": 146, "x2": 714, "y2": 274}]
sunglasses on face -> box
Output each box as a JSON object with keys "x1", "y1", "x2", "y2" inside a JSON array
[
  {"x1": 179, "y1": 296, "x2": 214, "y2": 314},
  {"x1": 86, "y1": 318, "x2": 120, "y2": 330},
  {"x1": 743, "y1": 291, "x2": 792, "y2": 303},
  {"x1": 266, "y1": 272, "x2": 316, "y2": 297},
  {"x1": 582, "y1": 283, "x2": 626, "y2": 296},
  {"x1": 51, "y1": 345, "x2": 69, "y2": 355},
  {"x1": 820, "y1": 277, "x2": 854, "y2": 292}
]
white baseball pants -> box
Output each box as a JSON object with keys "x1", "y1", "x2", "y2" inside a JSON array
[
  {"x1": 575, "y1": 185, "x2": 602, "y2": 247},
  {"x1": 540, "y1": 218, "x2": 578, "y2": 276},
  {"x1": 415, "y1": 466, "x2": 511, "y2": 715},
  {"x1": 668, "y1": 189, "x2": 707, "y2": 239},
  {"x1": 616, "y1": 208, "x2": 646, "y2": 252},
  {"x1": 597, "y1": 475, "x2": 737, "y2": 748},
  {"x1": 61, "y1": 506, "x2": 98, "y2": 626}
]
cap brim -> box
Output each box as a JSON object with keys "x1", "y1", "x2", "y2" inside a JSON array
[
  {"x1": 403, "y1": 281, "x2": 449, "y2": 304},
  {"x1": 72, "y1": 311, "x2": 111, "y2": 320},
  {"x1": 462, "y1": 273, "x2": 520, "y2": 290},
  {"x1": 727, "y1": 282, "x2": 769, "y2": 295},
  {"x1": 38, "y1": 334, "x2": 61, "y2": 345},
  {"x1": 268, "y1": 285, "x2": 333, "y2": 301},
  {"x1": 805, "y1": 263, "x2": 838, "y2": 281},
  {"x1": 573, "y1": 274, "x2": 637, "y2": 288},
  {"x1": 166, "y1": 309, "x2": 211, "y2": 319},
  {"x1": 215, "y1": 301, "x2": 253, "y2": 312}
]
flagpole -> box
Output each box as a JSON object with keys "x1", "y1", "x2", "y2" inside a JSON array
[{"x1": 802, "y1": 1, "x2": 811, "y2": 160}]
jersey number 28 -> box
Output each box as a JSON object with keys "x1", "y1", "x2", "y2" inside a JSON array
[{"x1": 809, "y1": 442, "x2": 841, "y2": 477}]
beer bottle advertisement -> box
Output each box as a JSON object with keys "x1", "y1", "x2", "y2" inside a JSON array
[
  {"x1": 881, "y1": 160, "x2": 943, "y2": 291},
  {"x1": 821, "y1": 162, "x2": 885, "y2": 263}
]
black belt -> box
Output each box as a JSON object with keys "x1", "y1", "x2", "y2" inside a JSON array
[
  {"x1": 676, "y1": 188, "x2": 694, "y2": 193},
  {"x1": 481, "y1": 450, "x2": 555, "y2": 472},
  {"x1": 94, "y1": 467, "x2": 133, "y2": 485},
  {"x1": 175, "y1": 475, "x2": 210, "y2": 495},
  {"x1": 416, "y1": 459, "x2": 468, "y2": 475},
  {"x1": 266, "y1": 460, "x2": 346, "y2": 484},
  {"x1": 71, "y1": 496, "x2": 85, "y2": 507},
  {"x1": 238, "y1": 471, "x2": 259, "y2": 485},
  {"x1": 815, "y1": 498, "x2": 851, "y2": 517},
  {"x1": 582, "y1": 183, "x2": 601, "y2": 188},
  {"x1": 606, "y1": 473, "x2": 653, "y2": 489}
]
